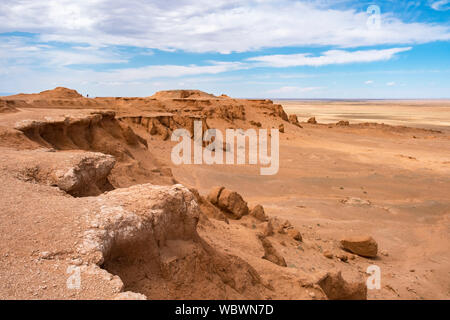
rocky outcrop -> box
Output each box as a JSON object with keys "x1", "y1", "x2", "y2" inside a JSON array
[
  {"x1": 257, "y1": 234, "x2": 287, "y2": 267},
  {"x1": 317, "y1": 271, "x2": 367, "y2": 300},
  {"x1": 216, "y1": 188, "x2": 249, "y2": 219},
  {"x1": 340, "y1": 197, "x2": 371, "y2": 206},
  {"x1": 207, "y1": 186, "x2": 249, "y2": 219},
  {"x1": 250, "y1": 204, "x2": 268, "y2": 222},
  {"x1": 81, "y1": 184, "x2": 265, "y2": 299},
  {"x1": 341, "y1": 236, "x2": 378, "y2": 258},
  {"x1": 307, "y1": 117, "x2": 317, "y2": 124},
  {"x1": 190, "y1": 187, "x2": 229, "y2": 224},
  {"x1": 150, "y1": 90, "x2": 217, "y2": 100}
]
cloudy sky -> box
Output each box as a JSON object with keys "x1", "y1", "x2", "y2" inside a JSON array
[{"x1": 1, "y1": 0, "x2": 449, "y2": 98}]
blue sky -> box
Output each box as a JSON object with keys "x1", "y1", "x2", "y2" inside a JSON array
[{"x1": 0, "y1": 0, "x2": 449, "y2": 98}]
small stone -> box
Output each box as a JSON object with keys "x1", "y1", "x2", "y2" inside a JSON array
[
  {"x1": 323, "y1": 250, "x2": 333, "y2": 259},
  {"x1": 258, "y1": 234, "x2": 287, "y2": 267},
  {"x1": 307, "y1": 117, "x2": 317, "y2": 124},
  {"x1": 39, "y1": 251, "x2": 52, "y2": 260},
  {"x1": 249, "y1": 204, "x2": 268, "y2": 221},
  {"x1": 317, "y1": 271, "x2": 367, "y2": 300},
  {"x1": 337, "y1": 253, "x2": 348, "y2": 262},
  {"x1": 287, "y1": 229, "x2": 303, "y2": 242}
]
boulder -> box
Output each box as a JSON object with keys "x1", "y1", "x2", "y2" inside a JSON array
[
  {"x1": 288, "y1": 114, "x2": 302, "y2": 127},
  {"x1": 257, "y1": 234, "x2": 287, "y2": 267},
  {"x1": 323, "y1": 250, "x2": 333, "y2": 259},
  {"x1": 287, "y1": 229, "x2": 302, "y2": 242},
  {"x1": 250, "y1": 120, "x2": 262, "y2": 127},
  {"x1": 190, "y1": 188, "x2": 229, "y2": 224},
  {"x1": 340, "y1": 236, "x2": 378, "y2": 258},
  {"x1": 263, "y1": 220, "x2": 274, "y2": 237},
  {"x1": 54, "y1": 153, "x2": 116, "y2": 197},
  {"x1": 250, "y1": 204, "x2": 268, "y2": 221},
  {"x1": 114, "y1": 292, "x2": 147, "y2": 300},
  {"x1": 317, "y1": 271, "x2": 367, "y2": 300},
  {"x1": 336, "y1": 120, "x2": 350, "y2": 126},
  {"x1": 307, "y1": 117, "x2": 317, "y2": 124}
]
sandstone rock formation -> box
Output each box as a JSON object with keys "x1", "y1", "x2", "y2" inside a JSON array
[
  {"x1": 341, "y1": 236, "x2": 378, "y2": 258},
  {"x1": 190, "y1": 187, "x2": 229, "y2": 224},
  {"x1": 288, "y1": 114, "x2": 303, "y2": 128},
  {"x1": 82, "y1": 184, "x2": 266, "y2": 299},
  {"x1": 257, "y1": 234, "x2": 287, "y2": 267},
  {"x1": 307, "y1": 117, "x2": 317, "y2": 124}
]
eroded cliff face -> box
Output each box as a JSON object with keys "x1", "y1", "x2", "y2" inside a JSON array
[{"x1": 80, "y1": 184, "x2": 268, "y2": 299}]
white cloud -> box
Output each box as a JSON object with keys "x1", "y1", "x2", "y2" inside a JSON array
[
  {"x1": 247, "y1": 47, "x2": 412, "y2": 67},
  {"x1": 365, "y1": 80, "x2": 374, "y2": 84},
  {"x1": 0, "y1": 1, "x2": 449, "y2": 53},
  {"x1": 101, "y1": 62, "x2": 246, "y2": 81},
  {"x1": 431, "y1": 0, "x2": 450, "y2": 11},
  {"x1": 386, "y1": 81, "x2": 396, "y2": 86}
]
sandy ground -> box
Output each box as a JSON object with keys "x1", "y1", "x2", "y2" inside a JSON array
[{"x1": 277, "y1": 100, "x2": 450, "y2": 131}]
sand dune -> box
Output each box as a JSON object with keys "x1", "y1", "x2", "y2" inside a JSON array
[{"x1": 0, "y1": 88, "x2": 448, "y2": 300}]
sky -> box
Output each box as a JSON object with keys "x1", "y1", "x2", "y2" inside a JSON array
[{"x1": 0, "y1": 0, "x2": 449, "y2": 99}]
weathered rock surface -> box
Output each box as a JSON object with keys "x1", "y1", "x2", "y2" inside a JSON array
[
  {"x1": 287, "y1": 229, "x2": 303, "y2": 242},
  {"x1": 81, "y1": 184, "x2": 265, "y2": 299},
  {"x1": 6, "y1": 149, "x2": 115, "y2": 197},
  {"x1": 216, "y1": 188, "x2": 249, "y2": 219},
  {"x1": 114, "y1": 291, "x2": 148, "y2": 300},
  {"x1": 341, "y1": 236, "x2": 378, "y2": 258},
  {"x1": 336, "y1": 120, "x2": 350, "y2": 126}
]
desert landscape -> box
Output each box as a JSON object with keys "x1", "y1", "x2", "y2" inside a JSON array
[{"x1": 0, "y1": 87, "x2": 448, "y2": 300}]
